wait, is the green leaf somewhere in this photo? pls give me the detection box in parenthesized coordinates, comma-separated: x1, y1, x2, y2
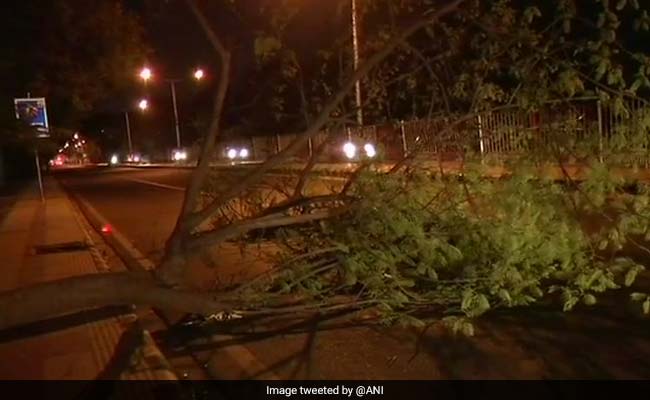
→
(498, 289, 512, 305)
(398, 279, 416, 288)
(478, 294, 490, 310)
(625, 265, 644, 287)
(461, 322, 475, 337)
(630, 292, 647, 301)
(583, 294, 597, 306)
(598, 239, 609, 250)
(427, 268, 439, 281)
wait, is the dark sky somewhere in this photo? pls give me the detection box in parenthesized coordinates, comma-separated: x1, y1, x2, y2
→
(133, 0, 344, 85)
(113, 0, 347, 143)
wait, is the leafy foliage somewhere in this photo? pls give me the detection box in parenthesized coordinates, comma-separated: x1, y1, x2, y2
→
(187, 0, 650, 335)
(228, 157, 650, 334)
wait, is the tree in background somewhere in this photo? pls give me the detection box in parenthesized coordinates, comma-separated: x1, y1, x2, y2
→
(0, 0, 149, 129)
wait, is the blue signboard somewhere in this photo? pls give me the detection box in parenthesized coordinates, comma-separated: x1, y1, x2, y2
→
(14, 97, 50, 137)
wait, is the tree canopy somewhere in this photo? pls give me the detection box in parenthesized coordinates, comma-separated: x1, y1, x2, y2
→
(0, 0, 149, 129)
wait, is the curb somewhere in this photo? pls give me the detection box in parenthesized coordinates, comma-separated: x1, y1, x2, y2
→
(61, 180, 280, 380)
(71, 192, 155, 273)
(61, 180, 178, 380)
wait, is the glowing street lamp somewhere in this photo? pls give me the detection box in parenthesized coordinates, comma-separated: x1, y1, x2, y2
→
(137, 65, 205, 149)
(139, 67, 152, 82)
(138, 99, 149, 111)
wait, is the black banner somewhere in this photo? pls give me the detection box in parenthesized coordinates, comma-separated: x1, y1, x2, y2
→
(0, 380, 642, 400)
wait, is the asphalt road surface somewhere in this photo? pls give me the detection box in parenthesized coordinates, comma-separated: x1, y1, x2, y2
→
(55, 166, 650, 380)
(58, 167, 190, 263)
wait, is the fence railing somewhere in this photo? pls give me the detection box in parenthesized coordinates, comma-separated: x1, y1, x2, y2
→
(218, 97, 650, 164)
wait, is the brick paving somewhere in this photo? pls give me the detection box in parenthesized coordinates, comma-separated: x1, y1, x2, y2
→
(0, 178, 176, 380)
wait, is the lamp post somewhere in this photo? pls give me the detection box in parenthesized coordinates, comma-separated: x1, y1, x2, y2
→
(124, 98, 148, 155)
(124, 111, 132, 155)
(138, 67, 204, 150)
(351, 0, 363, 126)
(168, 79, 182, 148)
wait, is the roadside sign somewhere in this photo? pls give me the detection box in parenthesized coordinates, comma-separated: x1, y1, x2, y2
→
(14, 97, 50, 137)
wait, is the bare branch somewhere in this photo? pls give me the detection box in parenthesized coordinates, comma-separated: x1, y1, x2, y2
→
(159, 0, 233, 285)
(263, 194, 351, 217)
(188, 208, 347, 250)
(292, 130, 336, 198)
(186, 0, 467, 232)
(179, 0, 232, 222)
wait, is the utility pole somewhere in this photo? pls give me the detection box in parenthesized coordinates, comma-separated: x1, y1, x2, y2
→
(124, 111, 133, 155)
(352, 0, 363, 126)
(26, 92, 44, 202)
(169, 79, 182, 149)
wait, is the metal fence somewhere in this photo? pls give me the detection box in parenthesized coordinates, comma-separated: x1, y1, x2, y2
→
(219, 97, 650, 163)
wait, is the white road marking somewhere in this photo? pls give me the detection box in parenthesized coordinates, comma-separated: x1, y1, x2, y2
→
(124, 178, 186, 192)
(122, 171, 345, 194)
(266, 172, 348, 182)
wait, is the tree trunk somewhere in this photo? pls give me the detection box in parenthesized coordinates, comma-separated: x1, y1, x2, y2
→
(0, 273, 229, 331)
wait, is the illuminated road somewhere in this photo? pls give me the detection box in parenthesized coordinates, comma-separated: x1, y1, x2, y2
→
(56, 166, 344, 263)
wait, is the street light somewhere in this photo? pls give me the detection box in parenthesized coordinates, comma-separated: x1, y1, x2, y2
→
(124, 98, 149, 155)
(138, 66, 205, 149)
(139, 67, 152, 83)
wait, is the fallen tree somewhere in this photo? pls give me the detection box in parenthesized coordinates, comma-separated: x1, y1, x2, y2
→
(3, 0, 650, 339)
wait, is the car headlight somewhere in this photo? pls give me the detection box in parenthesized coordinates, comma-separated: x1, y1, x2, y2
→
(343, 142, 356, 159)
(173, 150, 187, 161)
(239, 148, 249, 158)
(227, 148, 238, 160)
(364, 143, 376, 158)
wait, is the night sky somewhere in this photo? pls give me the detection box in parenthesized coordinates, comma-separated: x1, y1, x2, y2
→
(85, 0, 347, 151)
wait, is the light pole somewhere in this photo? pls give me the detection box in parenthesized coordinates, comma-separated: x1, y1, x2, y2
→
(139, 67, 204, 150)
(124, 98, 148, 155)
(351, 0, 363, 126)
(168, 79, 182, 149)
(124, 111, 133, 155)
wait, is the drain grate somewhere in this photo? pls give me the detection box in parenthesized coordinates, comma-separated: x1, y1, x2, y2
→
(34, 241, 90, 254)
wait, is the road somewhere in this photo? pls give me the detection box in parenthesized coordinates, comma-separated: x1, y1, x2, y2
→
(57, 167, 189, 263)
(56, 166, 343, 265)
(55, 166, 650, 379)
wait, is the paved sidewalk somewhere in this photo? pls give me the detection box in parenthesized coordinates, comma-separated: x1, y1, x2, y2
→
(0, 177, 176, 380)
